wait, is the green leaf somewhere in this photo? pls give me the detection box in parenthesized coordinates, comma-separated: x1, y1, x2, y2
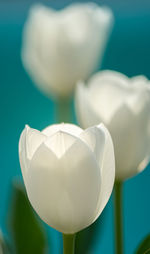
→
(75, 209, 106, 254)
(7, 181, 48, 254)
(135, 234, 150, 254)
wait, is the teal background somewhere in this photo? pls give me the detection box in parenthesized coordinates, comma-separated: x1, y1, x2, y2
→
(0, 0, 150, 253)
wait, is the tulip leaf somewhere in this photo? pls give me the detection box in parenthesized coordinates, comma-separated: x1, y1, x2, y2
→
(135, 234, 150, 254)
(7, 181, 48, 254)
(75, 209, 106, 254)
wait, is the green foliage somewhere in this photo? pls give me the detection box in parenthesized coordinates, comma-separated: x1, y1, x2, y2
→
(7, 181, 48, 254)
(136, 234, 150, 254)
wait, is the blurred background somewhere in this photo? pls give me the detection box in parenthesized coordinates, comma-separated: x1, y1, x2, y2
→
(0, 0, 150, 253)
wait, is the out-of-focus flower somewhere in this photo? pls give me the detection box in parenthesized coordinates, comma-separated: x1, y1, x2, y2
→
(19, 123, 115, 234)
(75, 70, 150, 180)
(21, 3, 114, 98)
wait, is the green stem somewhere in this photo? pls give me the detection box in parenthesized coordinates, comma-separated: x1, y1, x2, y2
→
(114, 181, 123, 254)
(63, 234, 76, 254)
(55, 97, 72, 123)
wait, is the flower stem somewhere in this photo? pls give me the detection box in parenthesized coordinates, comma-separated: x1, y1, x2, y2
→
(55, 97, 72, 123)
(63, 234, 76, 254)
(114, 181, 123, 254)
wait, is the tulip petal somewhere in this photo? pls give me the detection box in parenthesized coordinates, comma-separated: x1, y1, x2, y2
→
(44, 131, 78, 159)
(94, 125, 115, 218)
(19, 125, 46, 183)
(25, 125, 46, 160)
(79, 123, 106, 165)
(109, 103, 150, 180)
(75, 82, 102, 128)
(126, 89, 150, 115)
(80, 124, 115, 218)
(19, 127, 29, 184)
(42, 123, 82, 137)
(88, 70, 129, 90)
(26, 131, 101, 234)
(88, 71, 131, 124)
(131, 75, 148, 88)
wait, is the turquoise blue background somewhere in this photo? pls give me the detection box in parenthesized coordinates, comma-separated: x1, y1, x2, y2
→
(0, 0, 150, 253)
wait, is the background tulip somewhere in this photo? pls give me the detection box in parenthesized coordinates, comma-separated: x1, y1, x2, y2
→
(21, 3, 114, 98)
(75, 70, 150, 180)
(19, 123, 115, 235)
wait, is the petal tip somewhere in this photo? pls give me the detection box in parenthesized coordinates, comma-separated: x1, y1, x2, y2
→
(25, 124, 30, 130)
(96, 123, 108, 133)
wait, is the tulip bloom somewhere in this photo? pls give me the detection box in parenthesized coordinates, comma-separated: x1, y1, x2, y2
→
(21, 3, 113, 98)
(19, 123, 115, 234)
(75, 70, 150, 180)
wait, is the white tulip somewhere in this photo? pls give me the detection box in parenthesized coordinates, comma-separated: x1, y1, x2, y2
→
(21, 3, 113, 98)
(19, 123, 115, 234)
(75, 70, 150, 180)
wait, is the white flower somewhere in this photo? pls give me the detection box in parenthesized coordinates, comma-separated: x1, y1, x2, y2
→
(21, 3, 113, 98)
(19, 123, 115, 234)
(75, 70, 150, 180)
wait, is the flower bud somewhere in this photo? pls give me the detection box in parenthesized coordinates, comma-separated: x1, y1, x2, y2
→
(22, 3, 113, 98)
(19, 123, 115, 233)
(75, 70, 150, 180)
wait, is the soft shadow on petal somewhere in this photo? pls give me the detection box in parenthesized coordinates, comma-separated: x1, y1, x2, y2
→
(80, 124, 115, 220)
(79, 123, 106, 166)
(60, 136, 101, 233)
(93, 124, 115, 219)
(25, 125, 46, 160)
(109, 103, 150, 180)
(44, 130, 78, 159)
